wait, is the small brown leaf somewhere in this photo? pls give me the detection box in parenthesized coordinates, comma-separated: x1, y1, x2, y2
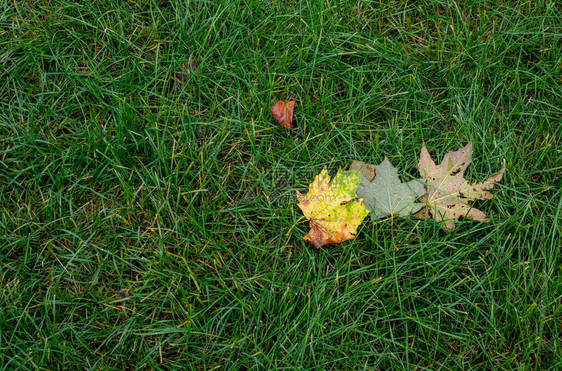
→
(271, 100, 295, 130)
(349, 161, 376, 181)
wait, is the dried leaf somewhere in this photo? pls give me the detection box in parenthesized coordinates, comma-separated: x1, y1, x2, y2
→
(349, 160, 376, 181)
(271, 100, 295, 130)
(296, 168, 369, 247)
(416, 142, 505, 229)
(356, 157, 425, 219)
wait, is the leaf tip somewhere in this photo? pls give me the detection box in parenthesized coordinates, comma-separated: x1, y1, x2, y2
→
(491, 167, 505, 182)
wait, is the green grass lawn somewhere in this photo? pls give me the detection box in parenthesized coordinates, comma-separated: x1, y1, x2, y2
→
(1, 0, 561, 369)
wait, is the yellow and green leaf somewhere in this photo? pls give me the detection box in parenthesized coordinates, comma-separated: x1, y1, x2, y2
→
(296, 167, 369, 247)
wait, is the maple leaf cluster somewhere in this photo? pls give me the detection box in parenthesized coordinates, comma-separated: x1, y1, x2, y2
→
(295, 142, 505, 247)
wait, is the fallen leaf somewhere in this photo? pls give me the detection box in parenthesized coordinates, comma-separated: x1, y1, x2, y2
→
(355, 157, 425, 219)
(349, 160, 376, 181)
(296, 168, 369, 247)
(271, 100, 295, 130)
(416, 142, 505, 229)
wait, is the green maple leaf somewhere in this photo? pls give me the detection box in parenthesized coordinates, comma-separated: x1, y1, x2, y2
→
(355, 158, 425, 220)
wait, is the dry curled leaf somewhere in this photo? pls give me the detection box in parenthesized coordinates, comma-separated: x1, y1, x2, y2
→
(296, 168, 369, 247)
(416, 142, 505, 229)
(271, 100, 295, 130)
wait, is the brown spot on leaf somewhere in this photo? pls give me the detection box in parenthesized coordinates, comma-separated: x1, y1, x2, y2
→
(451, 167, 462, 176)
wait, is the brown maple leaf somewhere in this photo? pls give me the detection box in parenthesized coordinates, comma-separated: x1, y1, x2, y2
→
(416, 142, 505, 229)
(271, 100, 295, 130)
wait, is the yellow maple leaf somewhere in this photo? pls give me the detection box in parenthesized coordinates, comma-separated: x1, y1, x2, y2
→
(296, 167, 369, 247)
